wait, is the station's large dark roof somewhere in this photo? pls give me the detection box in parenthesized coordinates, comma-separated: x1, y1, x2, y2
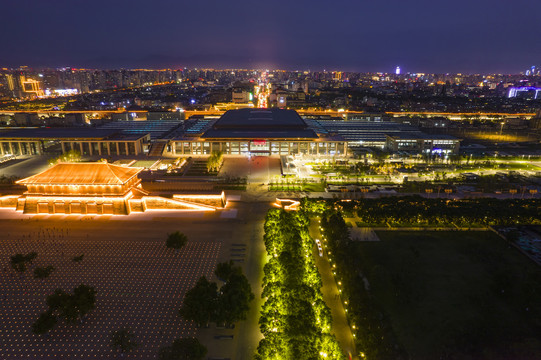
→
(201, 129, 318, 139)
(213, 108, 308, 129)
(201, 108, 319, 139)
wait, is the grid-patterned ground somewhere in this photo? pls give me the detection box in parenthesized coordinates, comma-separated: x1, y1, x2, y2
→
(0, 217, 227, 359)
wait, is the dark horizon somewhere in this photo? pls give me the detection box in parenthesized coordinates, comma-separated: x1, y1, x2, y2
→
(1, 0, 540, 74)
(0, 59, 537, 76)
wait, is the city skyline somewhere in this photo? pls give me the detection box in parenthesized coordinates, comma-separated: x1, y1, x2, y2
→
(1, 0, 540, 73)
(2, 1, 541, 359)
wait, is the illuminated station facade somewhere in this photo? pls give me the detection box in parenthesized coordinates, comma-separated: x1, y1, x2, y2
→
(165, 108, 348, 157)
(0, 109, 460, 158)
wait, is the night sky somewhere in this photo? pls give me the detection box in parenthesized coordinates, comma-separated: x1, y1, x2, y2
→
(2, 0, 540, 73)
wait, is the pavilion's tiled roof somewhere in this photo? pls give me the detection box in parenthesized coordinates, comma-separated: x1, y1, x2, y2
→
(17, 163, 142, 185)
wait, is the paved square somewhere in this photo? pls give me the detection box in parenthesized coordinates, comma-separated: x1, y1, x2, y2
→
(219, 156, 282, 183)
(0, 211, 243, 359)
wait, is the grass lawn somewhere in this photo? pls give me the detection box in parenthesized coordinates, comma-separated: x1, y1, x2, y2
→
(354, 231, 541, 359)
(131, 160, 159, 168)
(303, 182, 325, 192)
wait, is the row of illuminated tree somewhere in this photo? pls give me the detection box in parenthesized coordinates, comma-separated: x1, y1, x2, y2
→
(206, 151, 224, 172)
(256, 208, 344, 360)
(337, 196, 541, 227)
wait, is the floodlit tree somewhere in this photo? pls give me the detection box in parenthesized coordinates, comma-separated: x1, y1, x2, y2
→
(179, 276, 218, 327)
(166, 231, 188, 250)
(49, 149, 82, 165)
(158, 338, 207, 360)
(256, 208, 346, 360)
(110, 328, 139, 354)
(34, 266, 55, 279)
(206, 151, 224, 172)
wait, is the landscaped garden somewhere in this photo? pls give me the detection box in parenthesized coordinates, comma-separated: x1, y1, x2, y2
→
(306, 199, 541, 359)
(336, 196, 541, 227)
(268, 177, 325, 192)
(184, 152, 223, 176)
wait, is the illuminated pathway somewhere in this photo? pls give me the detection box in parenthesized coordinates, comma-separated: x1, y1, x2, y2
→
(309, 218, 357, 359)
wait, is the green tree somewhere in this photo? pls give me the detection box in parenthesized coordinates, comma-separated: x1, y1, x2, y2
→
(49, 149, 82, 165)
(34, 265, 55, 279)
(166, 232, 188, 250)
(10, 252, 38, 272)
(46, 284, 96, 323)
(110, 328, 139, 354)
(214, 260, 241, 281)
(216, 273, 254, 325)
(25, 252, 38, 264)
(71, 284, 97, 321)
(32, 311, 57, 335)
(10, 253, 27, 272)
(47, 289, 72, 311)
(158, 338, 207, 360)
(179, 276, 218, 327)
(206, 151, 224, 172)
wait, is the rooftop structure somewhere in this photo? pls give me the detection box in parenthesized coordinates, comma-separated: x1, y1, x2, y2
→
(18, 162, 141, 187)
(201, 108, 318, 139)
(385, 133, 460, 154)
(99, 120, 183, 139)
(212, 108, 307, 129)
(308, 120, 420, 149)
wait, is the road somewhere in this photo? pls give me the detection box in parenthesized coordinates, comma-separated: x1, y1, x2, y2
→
(309, 217, 357, 359)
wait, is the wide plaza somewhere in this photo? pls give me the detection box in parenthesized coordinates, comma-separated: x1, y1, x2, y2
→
(0, 201, 268, 359)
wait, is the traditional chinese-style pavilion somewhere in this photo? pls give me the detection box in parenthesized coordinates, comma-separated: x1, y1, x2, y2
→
(12, 162, 223, 214)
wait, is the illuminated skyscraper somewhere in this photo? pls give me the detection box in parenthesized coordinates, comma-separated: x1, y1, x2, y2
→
(395, 66, 401, 75)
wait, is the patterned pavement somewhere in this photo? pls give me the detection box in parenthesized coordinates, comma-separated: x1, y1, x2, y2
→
(0, 214, 229, 359)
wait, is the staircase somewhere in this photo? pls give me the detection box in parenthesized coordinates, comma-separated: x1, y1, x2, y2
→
(148, 142, 166, 157)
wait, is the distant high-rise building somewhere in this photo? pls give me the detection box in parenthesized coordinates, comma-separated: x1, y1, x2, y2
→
(21, 77, 44, 97)
(395, 66, 401, 75)
(526, 65, 539, 76)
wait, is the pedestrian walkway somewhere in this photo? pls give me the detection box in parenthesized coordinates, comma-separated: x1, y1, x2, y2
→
(309, 219, 357, 359)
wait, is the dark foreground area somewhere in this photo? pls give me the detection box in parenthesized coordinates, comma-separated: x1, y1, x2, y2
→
(357, 231, 541, 359)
